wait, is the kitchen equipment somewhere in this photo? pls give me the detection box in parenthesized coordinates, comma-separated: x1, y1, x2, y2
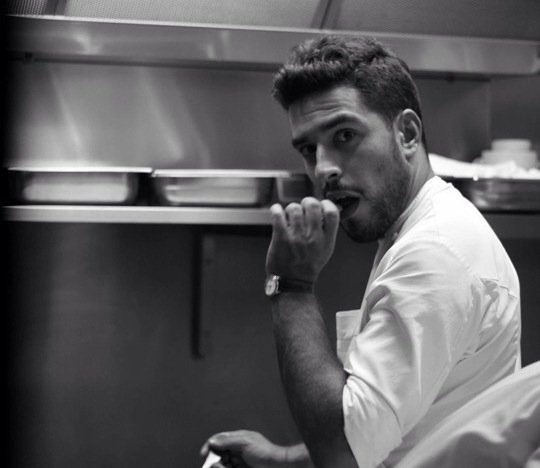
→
(201, 451, 221, 468)
(151, 169, 290, 207)
(445, 177, 540, 212)
(7, 166, 151, 204)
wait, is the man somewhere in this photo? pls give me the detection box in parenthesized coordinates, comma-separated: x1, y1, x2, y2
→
(201, 34, 521, 468)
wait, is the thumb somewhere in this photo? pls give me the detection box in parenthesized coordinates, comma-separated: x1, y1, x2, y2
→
(207, 431, 248, 453)
(321, 199, 340, 238)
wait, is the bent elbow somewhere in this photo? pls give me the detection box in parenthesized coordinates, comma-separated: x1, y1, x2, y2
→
(308, 433, 358, 468)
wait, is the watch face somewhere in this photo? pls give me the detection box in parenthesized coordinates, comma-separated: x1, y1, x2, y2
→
(265, 275, 279, 296)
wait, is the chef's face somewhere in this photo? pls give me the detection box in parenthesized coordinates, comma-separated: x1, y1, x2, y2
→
(289, 85, 412, 242)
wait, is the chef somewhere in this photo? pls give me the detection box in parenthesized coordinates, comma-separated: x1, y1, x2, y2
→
(201, 34, 521, 468)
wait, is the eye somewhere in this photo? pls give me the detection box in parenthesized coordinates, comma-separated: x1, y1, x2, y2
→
(334, 129, 357, 144)
(298, 144, 316, 159)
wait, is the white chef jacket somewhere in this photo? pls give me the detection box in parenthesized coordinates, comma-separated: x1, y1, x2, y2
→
(337, 176, 521, 468)
(395, 361, 540, 468)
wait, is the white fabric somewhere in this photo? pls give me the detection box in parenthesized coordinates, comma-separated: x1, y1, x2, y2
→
(395, 361, 540, 468)
(526, 447, 540, 468)
(337, 176, 521, 468)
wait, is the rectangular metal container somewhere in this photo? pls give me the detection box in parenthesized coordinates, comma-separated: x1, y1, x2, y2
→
(446, 177, 540, 212)
(7, 167, 152, 205)
(151, 169, 290, 207)
(274, 173, 313, 204)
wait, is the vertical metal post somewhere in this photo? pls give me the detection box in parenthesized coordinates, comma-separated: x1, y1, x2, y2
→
(192, 231, 217, 358)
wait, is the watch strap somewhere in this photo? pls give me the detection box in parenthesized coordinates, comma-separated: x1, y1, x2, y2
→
(266, 274, 314, 295)
(279, 277, 314, 293)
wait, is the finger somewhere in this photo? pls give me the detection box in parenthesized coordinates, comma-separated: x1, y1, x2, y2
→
(284, 202, 304, 234)
(321, 199, 340, 236)
(269, 204, 287, 239)
(200, 441, 210, 457)
(301, 197, 323, 235)
(206, 431, 247, 453)
(230, 454, 249, 468)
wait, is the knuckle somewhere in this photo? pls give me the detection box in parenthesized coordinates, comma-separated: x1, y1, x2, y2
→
(285, 202, 302, 213)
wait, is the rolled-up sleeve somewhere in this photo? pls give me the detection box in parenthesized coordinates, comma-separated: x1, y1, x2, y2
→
(342, 238, 480, 468)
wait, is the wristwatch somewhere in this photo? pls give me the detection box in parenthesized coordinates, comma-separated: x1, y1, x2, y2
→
(264, 274, 314, 296)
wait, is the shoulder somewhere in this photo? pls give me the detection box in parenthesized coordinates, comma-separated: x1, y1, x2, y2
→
(381, 235, 475, 284)
(399, 183, 516, 289)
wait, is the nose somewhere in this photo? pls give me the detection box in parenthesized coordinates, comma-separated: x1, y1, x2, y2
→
(314, 146, 342, 190)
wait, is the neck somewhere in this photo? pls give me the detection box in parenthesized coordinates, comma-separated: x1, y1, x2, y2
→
(403, 147, 435, 209)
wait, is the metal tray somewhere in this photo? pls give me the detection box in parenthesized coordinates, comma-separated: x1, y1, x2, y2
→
(274, 173, 313, 204)
(151, 169, 294, 207)
(6, 167, 152, 205)
(446, 177, 540, 212)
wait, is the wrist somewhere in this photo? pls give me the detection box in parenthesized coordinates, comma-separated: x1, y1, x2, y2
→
(283, 444, 312, 468)
(265, 275, 315, 297)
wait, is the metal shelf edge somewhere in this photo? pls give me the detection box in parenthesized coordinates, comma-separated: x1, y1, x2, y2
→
(4, 206, 540, 238)
(3, 205, 272, 225)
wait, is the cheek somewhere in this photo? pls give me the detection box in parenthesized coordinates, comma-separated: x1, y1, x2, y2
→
(348, 156, 385, 191)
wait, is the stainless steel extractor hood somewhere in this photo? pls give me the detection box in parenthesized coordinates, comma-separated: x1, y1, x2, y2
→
(6, 14, 540, 76)
(8, 0, 540, 40)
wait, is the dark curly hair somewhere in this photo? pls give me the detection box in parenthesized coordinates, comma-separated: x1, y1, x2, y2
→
(272, 34, 427, 148)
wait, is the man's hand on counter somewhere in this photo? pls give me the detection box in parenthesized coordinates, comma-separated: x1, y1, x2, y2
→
(200, 430, 313, 468)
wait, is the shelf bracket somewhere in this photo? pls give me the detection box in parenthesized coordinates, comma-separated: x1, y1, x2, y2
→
(192, 231, 218, 358)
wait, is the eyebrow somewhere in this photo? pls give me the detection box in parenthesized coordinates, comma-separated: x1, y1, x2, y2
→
(291, 113, 365, 147)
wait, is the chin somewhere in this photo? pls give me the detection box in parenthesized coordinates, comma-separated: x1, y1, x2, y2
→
(341, 217, 389, 243)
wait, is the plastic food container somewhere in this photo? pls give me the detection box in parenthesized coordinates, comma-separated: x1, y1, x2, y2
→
(491, 139, 531, 151)
(480, 150, 538, 169)
(446, 177, 540, 212)
(7, 167, 151, 205)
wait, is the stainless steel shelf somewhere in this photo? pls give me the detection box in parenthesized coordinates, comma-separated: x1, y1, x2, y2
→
(7, 15, 540, 75)
(3, 205, 272, 225)
(4, 205, 540, 239)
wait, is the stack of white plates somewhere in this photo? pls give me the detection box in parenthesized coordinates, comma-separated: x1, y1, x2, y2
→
(479, 139, 538, 169)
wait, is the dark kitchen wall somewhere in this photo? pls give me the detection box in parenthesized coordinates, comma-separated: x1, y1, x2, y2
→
(7, 221, 540, 468)
(490, 74, 540, 155)
(7, 222, 377, 467)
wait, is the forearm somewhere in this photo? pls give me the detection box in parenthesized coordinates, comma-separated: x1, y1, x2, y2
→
(271, 291, 357, 468)
(285, 443, 314, 468)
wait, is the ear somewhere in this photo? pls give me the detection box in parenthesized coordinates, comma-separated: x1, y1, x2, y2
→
(394, 109, 422, 160)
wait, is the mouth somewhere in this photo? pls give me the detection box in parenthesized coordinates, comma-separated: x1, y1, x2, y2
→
(325, 191, 361, 220)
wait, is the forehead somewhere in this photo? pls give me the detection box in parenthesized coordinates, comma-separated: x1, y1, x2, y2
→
(288, 86, 382, 140)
